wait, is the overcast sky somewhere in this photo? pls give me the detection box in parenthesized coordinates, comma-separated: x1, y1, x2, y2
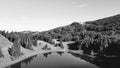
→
(0, 0, 120, 32)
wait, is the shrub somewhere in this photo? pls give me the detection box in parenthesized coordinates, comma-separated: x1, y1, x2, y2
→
(0, 47, 4, 57)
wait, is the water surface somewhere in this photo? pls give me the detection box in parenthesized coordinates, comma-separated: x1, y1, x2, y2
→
(6, 51, 99, 68)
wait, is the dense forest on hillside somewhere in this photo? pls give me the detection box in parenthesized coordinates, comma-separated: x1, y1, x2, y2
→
(0, 14, 120, 57)
(0, 31, 37, 57)
(33, 14, 120, 57)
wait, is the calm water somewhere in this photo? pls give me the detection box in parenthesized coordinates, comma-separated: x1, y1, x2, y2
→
(6, 51, 100, 68)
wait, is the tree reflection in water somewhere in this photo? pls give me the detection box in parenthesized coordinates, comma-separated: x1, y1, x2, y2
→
(5, 55, 37, 68)
(22, 55, 37, 65)
(56, 52, 64, 56)
(6, 62, 21, 68)
(70, 52, 120, 68)
(5, 52, 65, 68)
(43, 52, 52, 58)
(43, 52, 64, 58)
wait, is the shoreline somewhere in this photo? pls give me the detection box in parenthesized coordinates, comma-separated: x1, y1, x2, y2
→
(0, 49, 68, 68)
(69, 50, 96, 58)
(0, 40, 70, 68)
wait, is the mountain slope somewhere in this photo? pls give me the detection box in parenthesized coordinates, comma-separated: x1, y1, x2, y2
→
(32, 22, 84, 42)
(0, 34, 13, 48)
(85, 14, 120, 33)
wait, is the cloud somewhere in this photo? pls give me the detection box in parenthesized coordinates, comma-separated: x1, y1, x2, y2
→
(74, 4, 88, 8)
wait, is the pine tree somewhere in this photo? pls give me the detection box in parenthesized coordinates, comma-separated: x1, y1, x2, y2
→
(8, 36, 22, 58)
(20, 34, 33, 50)
(26, 35, 33, 50)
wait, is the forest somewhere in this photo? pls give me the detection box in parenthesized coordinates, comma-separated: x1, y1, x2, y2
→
(0, 14, 120, 57)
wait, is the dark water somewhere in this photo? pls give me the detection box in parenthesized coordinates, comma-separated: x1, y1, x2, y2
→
(70, 52, 120, 68)
(6, 51, 100, 68)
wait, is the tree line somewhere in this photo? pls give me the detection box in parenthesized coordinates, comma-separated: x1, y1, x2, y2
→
(32, 14, 120, 57)
(1, 14, 120, 58)
(0, 31, 37, 58)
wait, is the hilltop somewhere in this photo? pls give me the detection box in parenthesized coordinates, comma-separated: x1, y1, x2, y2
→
(85, 14, 120, 32)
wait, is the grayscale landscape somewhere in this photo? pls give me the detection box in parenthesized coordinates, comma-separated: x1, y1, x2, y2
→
(0, 0, 120, 68)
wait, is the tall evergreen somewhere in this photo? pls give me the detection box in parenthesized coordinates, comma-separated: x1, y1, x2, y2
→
(8, 35, 22, 58)
(20, 34, 33, 50)
(26, 34, 33, 50)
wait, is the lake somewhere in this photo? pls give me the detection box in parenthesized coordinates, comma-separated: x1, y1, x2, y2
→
(6, 51, 99, 68)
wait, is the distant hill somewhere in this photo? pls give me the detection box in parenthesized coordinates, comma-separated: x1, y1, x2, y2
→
(31, 14, 120, 42)
(85, 14, 120, 33)
(32, 22, 84, 42)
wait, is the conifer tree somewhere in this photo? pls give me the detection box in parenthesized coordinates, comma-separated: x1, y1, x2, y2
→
(8, 35, 22, 58)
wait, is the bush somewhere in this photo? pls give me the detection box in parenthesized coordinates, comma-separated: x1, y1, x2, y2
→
(0, 47, 4, 57)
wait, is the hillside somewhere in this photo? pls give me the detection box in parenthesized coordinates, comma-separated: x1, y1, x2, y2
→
(0, 34, 13, 48)
(1, 14, 120, 67)
(33, 14, 120, 42)
(85, 14, 120, 33)
(0, 14, 120, 59)
(32, 14, 120, 57)
(32, 22, 84, 43)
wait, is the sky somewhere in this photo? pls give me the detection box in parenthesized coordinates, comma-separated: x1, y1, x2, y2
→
(0, 0, 120, 32)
